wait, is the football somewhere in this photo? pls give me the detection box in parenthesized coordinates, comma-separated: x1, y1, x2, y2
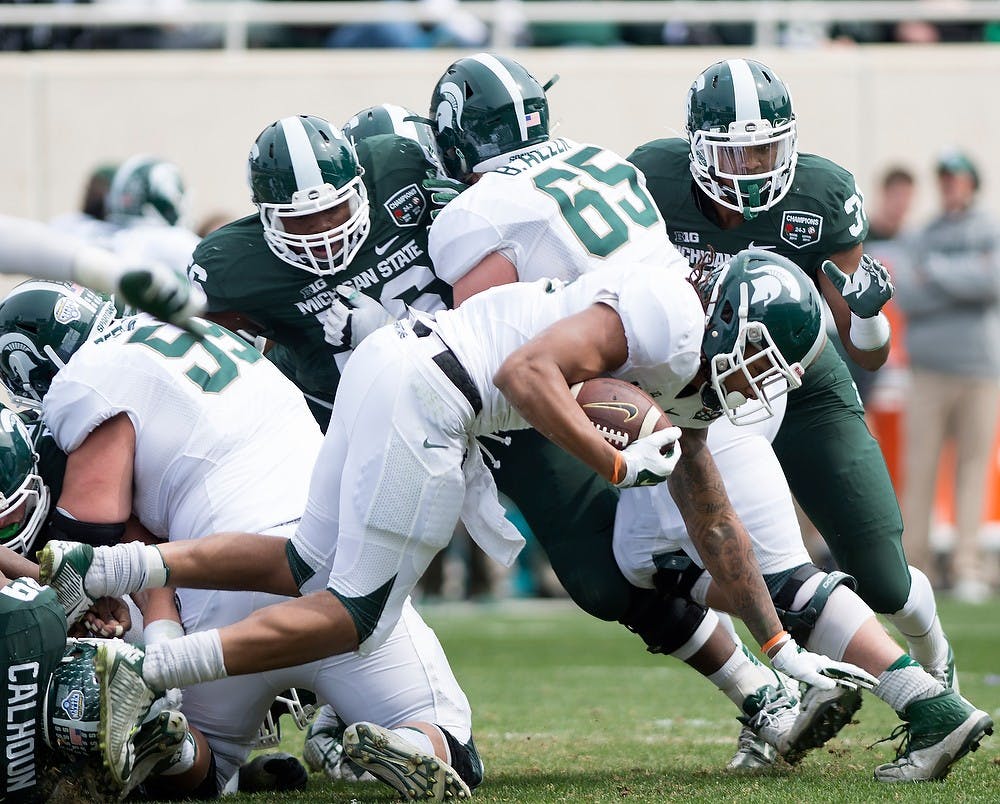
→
(570, 378, 671, 449)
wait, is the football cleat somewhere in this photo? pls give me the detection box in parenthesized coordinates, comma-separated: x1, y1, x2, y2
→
(304, 719, 375, 782)
(780, 683, 862, 765)
(873, 691, 993, 782)
(740, 684, 798, 760)
(121, 709, 189, 797)
(726, 724, 777, 770)
(37, 539, 97, 626)
(95, 639, 156, 787)
(343, 721, 471, 801)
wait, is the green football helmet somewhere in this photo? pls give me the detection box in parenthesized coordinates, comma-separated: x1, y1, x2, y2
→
(430, 52, 550, 179)
(0, 404, 48, 556)
(342, 103, 445, 177)
(700, 249, 826, 425)
(249, 115, 370, 276)
(43, 639, 104, 758)
(687, 59, 797, 220)
(0, 279, 117, 410)
(107, 155, 189, 227)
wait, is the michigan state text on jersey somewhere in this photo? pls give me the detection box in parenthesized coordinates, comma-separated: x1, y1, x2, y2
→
(189, 129, 452, 429)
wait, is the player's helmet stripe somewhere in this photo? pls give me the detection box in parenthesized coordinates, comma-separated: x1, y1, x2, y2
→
(384, 103, 419, 142)
(470, 52, 527, 141)
(728, 59, 762, 122)
(280, 116, 324, 190)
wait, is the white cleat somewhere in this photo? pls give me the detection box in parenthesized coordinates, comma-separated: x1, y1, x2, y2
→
(343, 721, 471, 801)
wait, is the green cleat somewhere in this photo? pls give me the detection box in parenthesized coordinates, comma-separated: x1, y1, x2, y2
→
(343, 721, 471, 801)
(121, 709, 189, 797)
(781, 683, 862, 765)
(96, 639, 157, 788)
(874, 691, 993, 782)
(37, 540, 97, 626)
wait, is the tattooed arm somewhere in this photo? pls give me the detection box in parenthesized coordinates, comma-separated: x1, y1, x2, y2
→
(667, 427, 783, 647)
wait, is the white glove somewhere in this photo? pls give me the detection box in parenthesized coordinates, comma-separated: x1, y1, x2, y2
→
(322, 285, 395, 350)
(117, 262, 207, 329)
(613, 427, 682, 488)
(770, 637, 879, 691)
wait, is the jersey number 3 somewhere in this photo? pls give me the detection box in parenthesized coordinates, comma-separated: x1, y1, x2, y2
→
(532, 146, 659, 258)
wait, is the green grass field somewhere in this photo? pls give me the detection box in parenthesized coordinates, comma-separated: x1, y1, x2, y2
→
(245, 597, 999, 803)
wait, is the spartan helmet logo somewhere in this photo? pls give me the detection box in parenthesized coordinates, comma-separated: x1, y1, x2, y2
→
(435, 81, 465, 135)
(148, 162, 184, 210)
(0, 334, 46, 389)
(747, 264, 802, 305)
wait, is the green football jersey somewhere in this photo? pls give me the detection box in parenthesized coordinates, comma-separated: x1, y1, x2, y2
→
(188, 134, 453, 413)
(1, 578, 65, 802)
(628, 138, 868, 284)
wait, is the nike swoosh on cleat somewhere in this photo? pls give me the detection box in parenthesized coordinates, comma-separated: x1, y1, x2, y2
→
(374, 236, 400, 256)
(422, 438, 448, 450)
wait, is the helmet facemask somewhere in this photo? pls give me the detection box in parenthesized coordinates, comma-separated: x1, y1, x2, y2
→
(258, 176, 370, 276)
(702, 264, 823, 425)
(0, 470, 49, 556)
(690, 118, 797, 220)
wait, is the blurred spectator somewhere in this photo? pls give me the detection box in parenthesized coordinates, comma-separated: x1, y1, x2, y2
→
(49, 162, 118, 248)
(326, 0, 487, 48)
(895, 149, 1000, 603)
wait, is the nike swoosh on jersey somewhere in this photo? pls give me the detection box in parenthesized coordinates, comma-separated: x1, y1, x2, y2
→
(747, 241, 776, 251)
(374, 236, 400, 256)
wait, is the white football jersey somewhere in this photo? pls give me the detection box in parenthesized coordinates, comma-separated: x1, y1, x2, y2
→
(428, 263, 705, 433)
(42, 315, 322, 541)
(429, 137, 687, 286)
(109, 221, 200, 274)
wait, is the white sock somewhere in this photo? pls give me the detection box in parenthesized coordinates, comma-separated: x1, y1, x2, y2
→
(884, 567, 950, 670)
(873, 655, 944, 713)
(143, 629, 227, 691)
(707, 645, 775, 710)
(90, 542, 168, 598)
(159, 732, 197, 776)
(392, 727, 438, 758)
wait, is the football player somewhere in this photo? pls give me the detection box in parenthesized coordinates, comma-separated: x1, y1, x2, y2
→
(422, 52, 866, 765)
(104, 155, 202, 278)
(40, 252, 878, 793)
(613, 251, 993, 782)
(627, 57, 959, 765)
(0, 279, 481, 801)
(186, 113, 452, 430)
(0, 213, 204, 328)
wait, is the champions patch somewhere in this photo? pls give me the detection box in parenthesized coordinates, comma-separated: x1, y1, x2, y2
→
(780, 211, 823, 249)
(384, 184, 426, 228)
(53, 297, 82, 325)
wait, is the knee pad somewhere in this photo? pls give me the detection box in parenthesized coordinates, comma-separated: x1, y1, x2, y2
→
(650, 550, 706, 600)
(806, 586, 874, 661)
(440, 727, 484, 791)
(771, 564, 857, 645)
(619, 586, 710, 655)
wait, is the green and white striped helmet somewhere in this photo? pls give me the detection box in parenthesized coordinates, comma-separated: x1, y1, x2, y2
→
(342, 103, 445, 177)
(107, 155, 189, 228)
(687, 59, 797, 220)
(0, 404, 48, 557)
(430, 52, 550, 179)
(249, 115, 370, 276)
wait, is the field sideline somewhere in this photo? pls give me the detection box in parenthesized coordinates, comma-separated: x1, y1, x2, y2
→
(230, 597, 998, 803)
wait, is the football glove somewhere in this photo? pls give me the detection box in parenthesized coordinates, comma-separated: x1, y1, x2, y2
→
(770, 638, 879, 691)
(613, 427, 682, 488)
(422, 172, 468, 221)
(117, 262, 207, 329)
(322, 285, 395, 351)
(821, 254, 893, 319)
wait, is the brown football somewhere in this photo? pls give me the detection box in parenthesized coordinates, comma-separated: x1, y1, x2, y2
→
(570, 378, 671, 450)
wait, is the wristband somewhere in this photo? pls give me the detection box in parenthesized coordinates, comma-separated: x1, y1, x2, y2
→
(144, 618, 185, 645)
(849, 311, 891, 351)
(611, 452, 624, 485)
(761, 630, 789, 657)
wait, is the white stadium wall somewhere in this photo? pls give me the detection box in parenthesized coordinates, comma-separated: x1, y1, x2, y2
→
(0, 45, 996, 227)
